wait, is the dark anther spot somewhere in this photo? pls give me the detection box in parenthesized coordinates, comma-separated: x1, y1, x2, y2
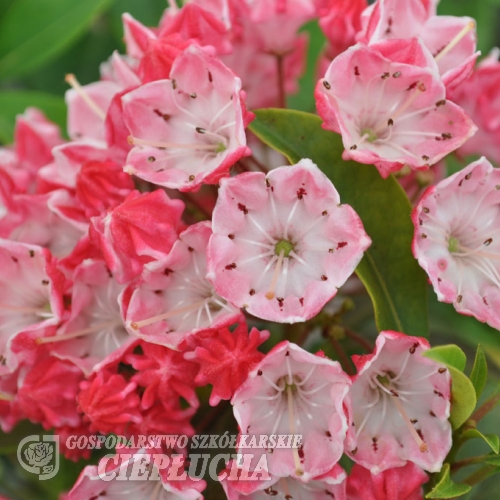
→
(422, 155, 430, 161)
(188, 246, 194, 252)
(266, 178, 271, 188)
(208, 71, 213, 82)
(41, 280, 49, 285)
(29, 250, 35, 257)
(257, 370, 263, 376)
(438, 367, 447, 374)
(321, 275, 328, 281)
(388, 118, 394, 126)
(225, 262, 237, 270)
(484, 238, 493, 246)
(189, 175, 195, 181)
(410, 419, 418, 424)
(277, 297, 284, 307)
(299, 297, 304, 306)
(326, 431, 332, 437)
(382, 72, 390, 79)
(350, 144, 357, 150)
(11, 256, 18, 263)
(322, 210, 328, 216)
(237, 203, 248, 214)
(354, 66, 360, 76)
(148, 156, 156, 162)
(228, 234, 235, 239)
(195, 127, 206, 134)
(457, 294, 463, 303)
(190, 93, 197, 98)
(417, 82, 427, 91)
(249, 289, 256, 296)
(164, 268, 173, 276)
(409, 342, 419, 354)
(421, 233, 427, 239)
(337, 241, 348, 249)
(422, 207, 430, 213)
(323, 80, 331, 90)
(465, 172, 472, 180)
(172, 79, 177, 89)
(430, 411, 436, 417)
(436, 99, 446, 106)
(297, 187, 307, 199)
(393, 71, 401, 78)
(154, 290, 163, 295)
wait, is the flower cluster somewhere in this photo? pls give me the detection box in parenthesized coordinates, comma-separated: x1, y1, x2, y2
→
(0, 0, 495, 498)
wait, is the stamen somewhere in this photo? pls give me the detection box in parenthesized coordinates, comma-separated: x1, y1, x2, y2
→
(36, 320, 120, 344)
(65, 74, 106, 121)
(434, 21, 476, 62)
(0, 303, 52, 317)
(130, 300, 208, 330)
(127, 136, 219, 151)
(0, 392, 14, 402)
(390, 394, 428, 452)
(287, 385, 304, 476)
(266, 249, 285, 300)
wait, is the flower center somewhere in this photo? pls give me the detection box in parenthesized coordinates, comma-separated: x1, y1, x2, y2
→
(274, 239, 294, 257)
(448, 236, 460, 253)
(360, 128, 379, 143)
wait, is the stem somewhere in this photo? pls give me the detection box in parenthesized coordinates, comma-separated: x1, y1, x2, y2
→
(247, 155, 269, 174)
(463, 465, 499, 486)
(451, 454, 493, 472)
(325, 327, 355, 375)
(344, 328, 373, 352)
(276, 55, 286, 108)
(471, 385, 500, 423)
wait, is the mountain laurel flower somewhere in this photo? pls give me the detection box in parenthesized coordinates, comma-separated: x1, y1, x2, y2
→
(413, 157, 500, 330)
(125, 221, 242, 349)
(346, 331, 452, 474)
(346, 462, 428, 500)
(315, 39, 476, 178)
(122, 44, 252, 191)
(232, 341, 351, 481)
(207, 158, 371, 323)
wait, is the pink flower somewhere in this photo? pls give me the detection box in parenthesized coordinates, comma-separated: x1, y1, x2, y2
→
(207, 159, 371, 323)
(316, 39, 477, 177)
(67, 447, 205, 500)
(90, 189, 184, 284)
(183, 322, 270, 406)
(413, 157, 500, 330)
(357, 0, 478, 89)
(125, 221, 242, 349)
(346, 331, 452, 474)
(232, 341, 351, 481)
(17, 355, 83, 429)
(78, 368, 142, 435)
(221, 462, 347, 499)
(346, 462, 428, 500)
(125, 341, 199, 410)
(38, 259, 134, 376)
(0, 241, 65, 375)
(449, 49, 500, 164)
(122, 45, 252, 191)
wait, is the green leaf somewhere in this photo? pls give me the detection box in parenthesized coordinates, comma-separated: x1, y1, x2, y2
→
(426, 463, 471, 499)
(249, 109, 429, 336)
(423, 345, 467, 371)
(470, 345, 488, 399)
(449, 366, 477, 429)
(484, 455, 500, 467)
(0, 91, 66, 144)
(462, 429, 500, 454)
(0, 0, 115, 79)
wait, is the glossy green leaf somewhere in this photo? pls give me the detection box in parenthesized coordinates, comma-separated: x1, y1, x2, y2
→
(470, 345, 488, 399)
(448, 366, 476, 429)
(462, 429, 500, 454)
(0, 0, 115, 79)
(423, 345, 467, 372)
(0, 91, 66, 144)
(426, 464, 471, 499)
(249, 109, 428, 337)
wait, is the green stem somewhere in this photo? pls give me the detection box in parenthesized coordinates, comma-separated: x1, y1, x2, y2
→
(344, 328, 373, 352)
